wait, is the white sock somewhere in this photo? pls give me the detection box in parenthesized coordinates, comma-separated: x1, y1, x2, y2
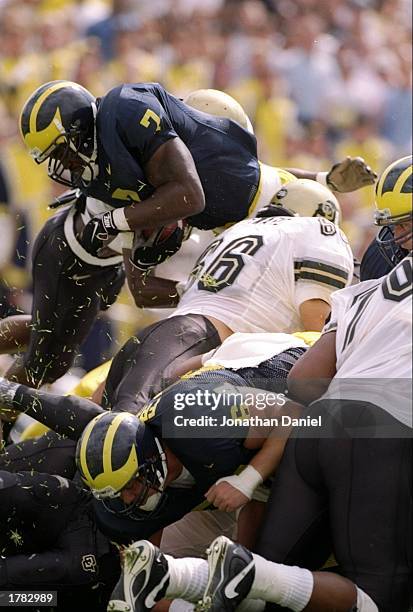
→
(169, 600, 195, 611)
(250, 554, 314, 611)
(165, 556, 208, 602)
(356, 587, 378, 611)
(237, 598, 266, 611)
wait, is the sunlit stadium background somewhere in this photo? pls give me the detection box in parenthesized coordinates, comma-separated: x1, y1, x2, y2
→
(0, 0, 412, 381)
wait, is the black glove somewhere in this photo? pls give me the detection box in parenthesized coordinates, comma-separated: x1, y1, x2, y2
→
(130, 223, 185, 272)
(80, 211, 119, 256)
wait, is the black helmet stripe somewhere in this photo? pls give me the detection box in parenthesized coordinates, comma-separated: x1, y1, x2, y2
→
(380, 156, 412, 195)
(84, 414, 114, 480)
(21, 81, 71, 136)
(401, 172, 413, 194)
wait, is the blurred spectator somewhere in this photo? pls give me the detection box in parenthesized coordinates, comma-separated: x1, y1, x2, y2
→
(278, 13, 338, 123)
(379, 45, 412, 152)
(335, 113, 391, 207)
(0, 160, 16, 319)
(86, 0, 142, 61)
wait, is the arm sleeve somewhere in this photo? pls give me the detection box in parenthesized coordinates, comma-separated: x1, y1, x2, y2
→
(12, 387, 104, 441)
(1, 520, 102, 588)
(118, 92, 178, 165)
(1, 550, 76, 586)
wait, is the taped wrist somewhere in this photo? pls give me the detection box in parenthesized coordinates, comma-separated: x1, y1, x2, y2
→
(169, 599, 195, 611)
(112, 207, 131, 231)
(216, 465, 263, 500)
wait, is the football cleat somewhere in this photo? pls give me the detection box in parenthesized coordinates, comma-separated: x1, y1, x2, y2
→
(195, 536, 255, 611)
(107, 540, 170, 611)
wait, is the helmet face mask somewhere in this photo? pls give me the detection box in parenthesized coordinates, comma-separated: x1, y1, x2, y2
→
(374, 155, 412, 266)
(20, 80, 97, 189)
(375, 223, 412, 267)
(100, 460, 167, 520)
(46, 131, 95, 188)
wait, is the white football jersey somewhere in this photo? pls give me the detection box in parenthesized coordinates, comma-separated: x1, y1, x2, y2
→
(322, 255, 412, 427)
(201, 332, 309, 369)
(174, 215, 354, 333)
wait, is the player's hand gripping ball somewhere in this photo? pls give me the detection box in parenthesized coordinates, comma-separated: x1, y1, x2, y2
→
(130, 221, 186, 271)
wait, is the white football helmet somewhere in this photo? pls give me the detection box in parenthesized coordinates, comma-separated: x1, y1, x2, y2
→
(269, 179, 341, 225)
(184, 89, 254, 133)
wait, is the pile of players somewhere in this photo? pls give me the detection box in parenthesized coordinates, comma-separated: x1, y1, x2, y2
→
(0, 81, 411, 612)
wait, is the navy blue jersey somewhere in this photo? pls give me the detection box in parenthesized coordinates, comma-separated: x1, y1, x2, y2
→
(85, 83, 260, 230)
(360, 230, 407, 280)
(140, 369, 255, 490)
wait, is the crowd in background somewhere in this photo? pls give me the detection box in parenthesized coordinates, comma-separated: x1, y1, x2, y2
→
(0, 0, 411, 371)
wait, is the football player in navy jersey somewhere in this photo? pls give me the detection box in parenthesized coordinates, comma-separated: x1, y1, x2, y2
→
(20, 81, 376, 252)
(0, 333, 308, 548)
(360, 155, 412, 280)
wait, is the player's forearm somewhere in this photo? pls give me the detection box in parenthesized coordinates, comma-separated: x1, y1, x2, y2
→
(247, 401, 303, 480)
(299, 299, 331, 332)
(248, 437, 285, 482)
(0, 379, 103, 440)
(128, 272, 180, 308)
(124, 252, 180, 308)
(287, 157, 377, 193)
(287, 331, 337, 405)
(286, 168, 318, 181)
(123, 180, 204, 231)
(210, 401, 303, 509)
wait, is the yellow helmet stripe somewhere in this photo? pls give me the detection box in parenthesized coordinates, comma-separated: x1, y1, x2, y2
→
(93, 444, 138, 492)
(29, 81, 73, 134)
(78, 412, 108, 485)
(102, 412, 130, 475)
